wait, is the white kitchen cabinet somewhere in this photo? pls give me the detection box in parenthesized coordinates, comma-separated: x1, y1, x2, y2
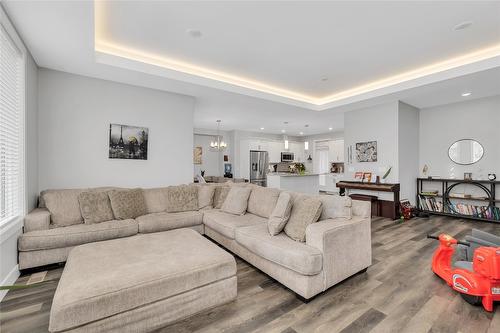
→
(248, 139, 268, 151)
(328, 139, 344, 162)
(268, 141, 282, 163)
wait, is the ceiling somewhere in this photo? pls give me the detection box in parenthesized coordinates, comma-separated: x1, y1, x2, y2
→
(95, 1, 500, 108)
(2, 1, 500, 134)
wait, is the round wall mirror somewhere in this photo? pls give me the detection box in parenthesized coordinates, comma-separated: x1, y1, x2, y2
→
(448, 139, 484, 165)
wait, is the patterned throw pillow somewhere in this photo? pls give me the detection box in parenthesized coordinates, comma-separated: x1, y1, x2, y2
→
(108, 189, 147, 220)
(213, 186, 231, 209)
(284, 197, 322, 242)
(78, 191, 114, 224)
(165, 185, 199, 213)
(318, 195, 352, 220)
(268, 192, 293, 235)
(221, 187, 252, 215)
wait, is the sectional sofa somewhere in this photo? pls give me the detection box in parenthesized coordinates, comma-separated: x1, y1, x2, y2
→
(19, 183, 372, 300)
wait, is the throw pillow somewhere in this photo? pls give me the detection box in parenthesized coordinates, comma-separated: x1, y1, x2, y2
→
(247, 186, 280, 218)
(142, 187, 169, 213)
(318, 195, 352, 220)
(221, 187, 252, 215)
(78, 191, 114, 224)
(197, 184, 216, 210)
(165, 185, 198, 213)
(213, 186, 231, 209)
(108, 189, 147, 219)
(43, 189, 86, 227)
(284, 197, 322, 242)
(268, 192, 293, 235)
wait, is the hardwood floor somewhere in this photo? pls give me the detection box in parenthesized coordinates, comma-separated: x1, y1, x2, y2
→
(1, 216, 499, 333)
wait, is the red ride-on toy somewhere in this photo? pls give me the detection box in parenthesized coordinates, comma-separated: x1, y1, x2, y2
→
(427, 234, 500, 311)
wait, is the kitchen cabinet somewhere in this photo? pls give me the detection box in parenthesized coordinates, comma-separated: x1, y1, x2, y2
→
(268, 141, 282, 163)
(328, 139, 344, 162)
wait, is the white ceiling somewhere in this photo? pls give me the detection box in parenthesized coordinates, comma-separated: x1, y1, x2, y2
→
(2, 1, 500, 135)
(98, 1, 500, 98)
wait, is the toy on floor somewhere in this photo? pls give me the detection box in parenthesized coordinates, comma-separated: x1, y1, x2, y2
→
(427, 233, 500, 312)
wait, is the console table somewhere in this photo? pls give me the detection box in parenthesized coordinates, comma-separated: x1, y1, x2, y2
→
(336, 181, 400, 219)
(417, 178, 500, 223)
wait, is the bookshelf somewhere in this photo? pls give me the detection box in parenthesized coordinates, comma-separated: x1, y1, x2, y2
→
(417, 178, 500, 223)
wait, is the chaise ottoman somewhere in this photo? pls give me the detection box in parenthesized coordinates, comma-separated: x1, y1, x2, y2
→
(49, 229, 237, 333)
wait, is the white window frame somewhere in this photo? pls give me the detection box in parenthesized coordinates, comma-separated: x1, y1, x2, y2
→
(0, 6, 27, 231)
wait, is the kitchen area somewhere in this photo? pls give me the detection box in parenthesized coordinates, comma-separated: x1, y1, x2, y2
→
(241, 136, 345, 194)
(193, 128, 344, 194)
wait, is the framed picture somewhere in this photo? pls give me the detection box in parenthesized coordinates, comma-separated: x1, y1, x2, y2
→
(193, 146, 202, 164)
(363, 172, 372, 182)
(356, 141, 377, 162)
(354, 172, 364, 180)
(109, 124, 148, 160)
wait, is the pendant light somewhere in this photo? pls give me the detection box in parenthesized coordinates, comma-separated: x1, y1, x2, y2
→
(210, 120, 227, 151)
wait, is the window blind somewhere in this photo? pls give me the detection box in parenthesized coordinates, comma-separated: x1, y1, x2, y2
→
(0, 24, 24, 225)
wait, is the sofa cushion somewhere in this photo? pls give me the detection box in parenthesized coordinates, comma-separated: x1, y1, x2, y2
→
(247, 187, 280, 218)
(165, 185, 198, 213)
(197, 184, 216, 209)
(136, 211, 203, 234)
(49, 229, 236, 333)
(78, 191, 114, 224)
(213, 186, 231, 209)
(284, 197, 322, 242)
(268, 192, 293, 235)
(108, 189, 147, 219)
(142, 187, 169, 213)
(318, 195, 352, 220)
(203, 210, 266, 239)
(43, 189, 86, 227)
(221, 187, 252, 215)
(235, 223, 323, 275)
(18, 219, 138, 251)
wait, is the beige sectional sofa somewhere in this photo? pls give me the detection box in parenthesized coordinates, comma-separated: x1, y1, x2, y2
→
(19, 184, 372, 300)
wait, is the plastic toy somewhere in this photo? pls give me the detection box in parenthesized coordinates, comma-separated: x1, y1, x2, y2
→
(427, 233, 500, 312)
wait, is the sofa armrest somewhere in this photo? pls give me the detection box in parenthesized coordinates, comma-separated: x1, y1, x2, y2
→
(24, 208, 51, 232)
(306, 217, 372, 289)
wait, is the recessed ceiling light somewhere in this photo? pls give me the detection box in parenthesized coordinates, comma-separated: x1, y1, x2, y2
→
(281, 129, 286, 133)
(461, 92, 472, 97)
(299, 132, 304, 135)
(454, 21, 473, 31)
(186, 29, 202, 38)
(328, 127, 333, 131)
(260, 127, 264, 130)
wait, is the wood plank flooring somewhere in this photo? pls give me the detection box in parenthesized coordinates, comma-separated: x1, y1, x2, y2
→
(1, 216, 499, 333)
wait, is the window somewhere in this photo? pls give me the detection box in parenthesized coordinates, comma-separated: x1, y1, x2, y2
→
(0, 23, 25, 226)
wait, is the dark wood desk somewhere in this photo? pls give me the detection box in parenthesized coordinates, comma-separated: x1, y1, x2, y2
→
(336, 181, 400, 219)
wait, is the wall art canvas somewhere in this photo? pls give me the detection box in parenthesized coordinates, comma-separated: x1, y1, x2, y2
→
(109, 124, 148, 160)
(356, 141, 377, 162)
(193, 146, 203, 164)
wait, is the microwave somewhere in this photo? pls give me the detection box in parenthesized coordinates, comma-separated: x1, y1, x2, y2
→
(281, 152, 294, 162)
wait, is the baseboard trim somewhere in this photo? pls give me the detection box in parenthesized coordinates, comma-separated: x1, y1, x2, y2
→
(0, 264, 20, 301)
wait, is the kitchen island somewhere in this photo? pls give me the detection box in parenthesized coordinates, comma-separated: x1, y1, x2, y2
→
(267, 173, 320, 194)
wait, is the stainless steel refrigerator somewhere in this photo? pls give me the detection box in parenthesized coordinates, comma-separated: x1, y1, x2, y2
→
(249, 150, 269, 187)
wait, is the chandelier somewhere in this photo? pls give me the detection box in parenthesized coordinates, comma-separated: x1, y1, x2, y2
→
(210, 120, 227, 150)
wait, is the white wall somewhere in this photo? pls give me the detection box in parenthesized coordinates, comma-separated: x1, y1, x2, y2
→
(38, 69, 195, 190)
(344, 102, 399, 183)
(419, 95, 500, 180)
(398, 102, 419, 203)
